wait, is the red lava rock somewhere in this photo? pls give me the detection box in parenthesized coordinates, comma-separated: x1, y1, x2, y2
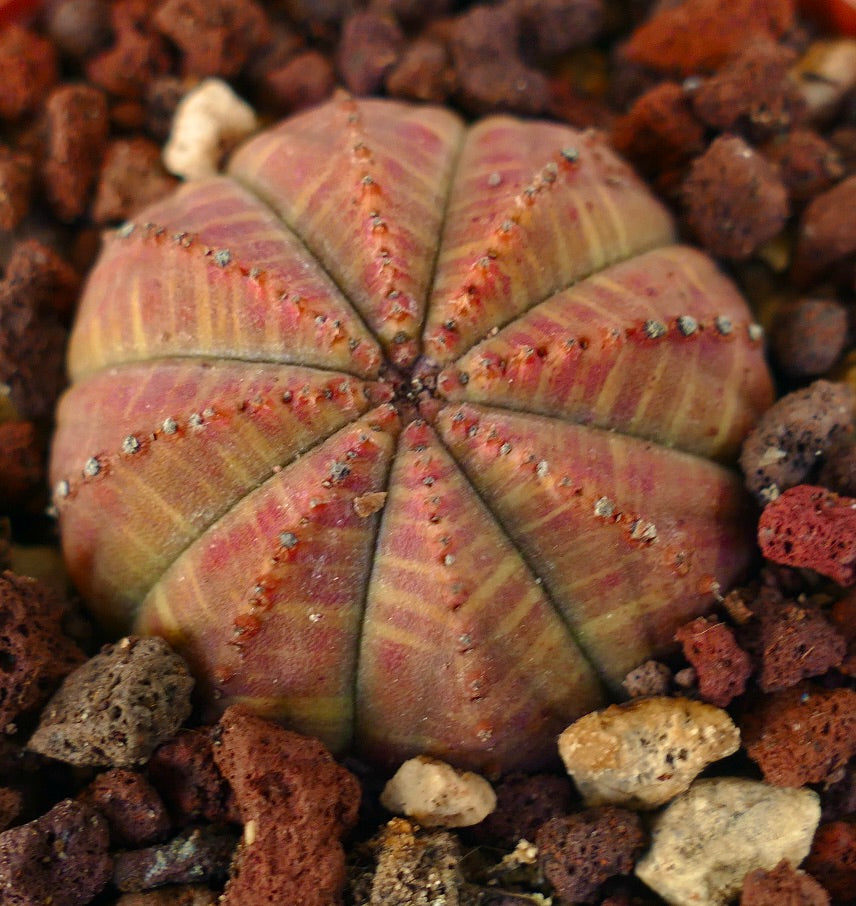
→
(0, 265, 67, 420)
(27, 636, 194, 768)
(448, 2, 550, 116)
(469, 773, 575, 850)
(771, 298, 849, 379)
(0, 147, 32, 231)
(0, 24, 58, 120)
(764, 129, 845, 203)
(146, 728, 237, 826)
(212, 704, 361, 906)
(0, 799, 112, 905)
(0, 571, 85, 729)
(758, 485, 856, 586)
(4, 238, 81, 318)
(792, 175, 856, 287)
(385, 37, 455, 103)
(610, 81, 706, 179)
(753, 591, 847, 691)
(804, 822, 856, 903)
(42, 83, 110, 222)
(675, 616, 753, 707)
(113, 825, 238, 893)
(741, 683, 856, 786)
(682, 134, 789, 260)
(152, 0, 270, 80)
(690, 41, 804, 139)
(85, 18, 171, 101)
(260, 50, 336, 114)
(741, 859, 830, 905)
(456, 57, 551, 116)
(536, 806, 647, 904)
(740, 380, 855, 504)
(829, 589, 856, 675)
(45, 0, 112, 60)
(93, 137, 178, 225)
(337, 10, 404, 97)
(80, 768, 171, 847)
(517, 0, 605, 59)
(621, 0, 796, 77)
(0, 788, 21, 832)
(0, 422, 43, 507)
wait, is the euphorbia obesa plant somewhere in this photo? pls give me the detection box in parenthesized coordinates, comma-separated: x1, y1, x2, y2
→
(51, 97, 773, 774)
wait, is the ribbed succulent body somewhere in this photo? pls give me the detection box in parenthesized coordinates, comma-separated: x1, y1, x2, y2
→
(50, 97, 774, 774)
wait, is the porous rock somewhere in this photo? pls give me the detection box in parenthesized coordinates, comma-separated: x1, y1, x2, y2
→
(363, 817, 465, 906)
(740, 380, 854, 504)
(758, 485, 856, 586)
(770, 298, 848, 379)
(113, 825, 238, 892)
(682, 134, 789, 260)
(212, 704, 361, 906)
(0, 799, 112, 906)
(0, 571, 85, 729)
(622, 660, 673, 698)
(675, 616, 752, 707)
(635, 778, 821, 906)
(803, 821, 856, 903)
(792, 174, 856, 286)
(146, 728, 236, 826)
(740, 859, 829, 906)
(380, 755, 497, 828)
(753, 591, 846, 691)
(558, 697, 740, 809)
(690, 40, 804, 138)
(79, 768, 171, 847)
(27, 636, 194, 767)
(536, 806, 646, 904)
(470, 772, 574, 850)
(741, 684, 856, 787)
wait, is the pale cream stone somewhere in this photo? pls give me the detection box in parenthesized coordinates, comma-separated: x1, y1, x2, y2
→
(635, 777, 821, 906)
(163, 78, 258, 180)
(558, 696, 740, 809)
(793, 39, 856, 123)
(380, 755, 497, 827)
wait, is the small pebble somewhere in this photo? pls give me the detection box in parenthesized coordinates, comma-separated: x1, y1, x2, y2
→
(163, 78, 258, 180)
(558, 697, 740, 809)
(27, 636, 194, 767)
(380, 755, 497, 828)
(635, 778, 821, 906)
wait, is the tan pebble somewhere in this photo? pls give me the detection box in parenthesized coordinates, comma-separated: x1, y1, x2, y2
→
(558, 696, 740, 809)
(380, 755, 496, 827)
(163, 78, 258, 180)
(635, 777, 821, 906)
(793, 39, 856, 123)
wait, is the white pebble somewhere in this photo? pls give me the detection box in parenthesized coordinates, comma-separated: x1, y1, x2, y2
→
(163, 78, 258, 180)
(635, 777, 821, 906)
(558, 696, 740, 809)
(380, 755, 497, 828)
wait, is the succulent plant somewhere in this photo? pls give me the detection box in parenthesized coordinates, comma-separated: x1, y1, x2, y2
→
(50, 97, 773, 774)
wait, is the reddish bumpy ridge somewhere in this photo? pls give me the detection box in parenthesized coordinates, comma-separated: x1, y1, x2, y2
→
(50, 96, 774, 773)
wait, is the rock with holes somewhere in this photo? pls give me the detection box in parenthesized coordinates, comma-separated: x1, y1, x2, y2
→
(558, 697, 741, 809)
(27, 636, 193, 767)
(50, 96, 774, 774)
